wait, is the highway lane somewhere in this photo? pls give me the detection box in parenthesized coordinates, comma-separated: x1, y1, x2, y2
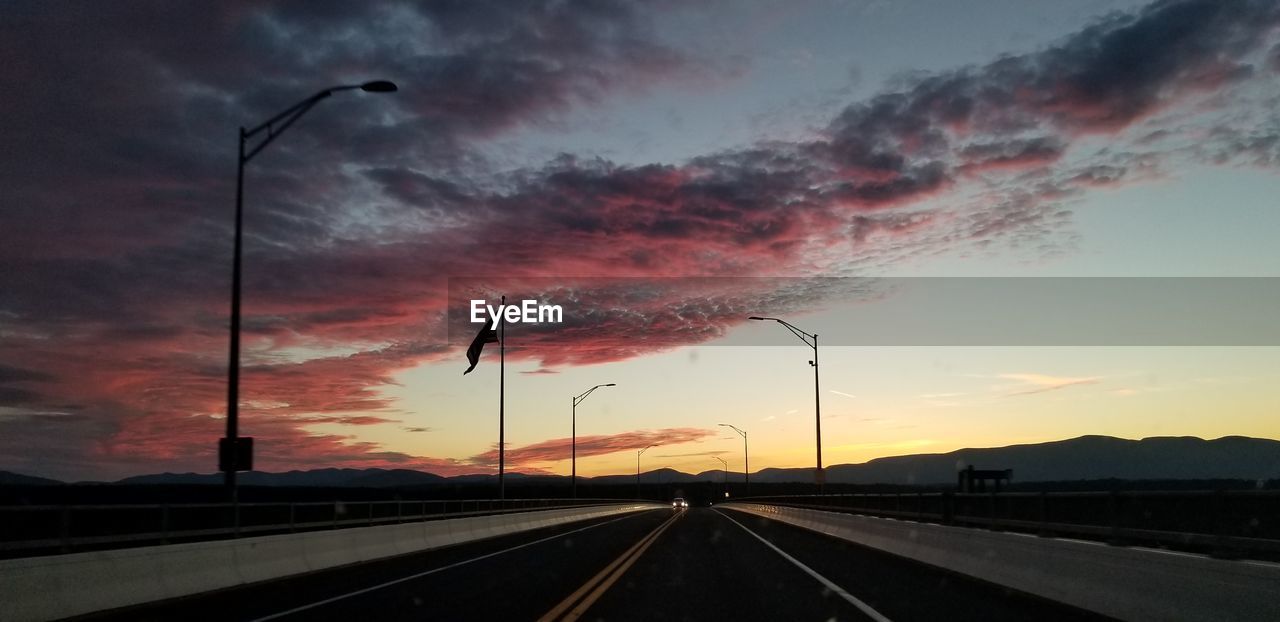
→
(576, 507, 1111, 622)
(75, 506, 1113, 621)
(78, 508, 672, 621)
(553, 505, 885, 621)
(711, 508, 1112, 622)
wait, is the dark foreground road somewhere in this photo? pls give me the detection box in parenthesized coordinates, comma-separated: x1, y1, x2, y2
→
(78, 507, 1111, 621)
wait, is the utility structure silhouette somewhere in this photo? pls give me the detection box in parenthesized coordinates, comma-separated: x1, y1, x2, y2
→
(719, 423, 748, 495)
(222, 81, 397, 503)
(572, 383, 616, 498)
(636, 444, 658, 499)
(748, 316, 824, 492)
(713, 455, 728, 500)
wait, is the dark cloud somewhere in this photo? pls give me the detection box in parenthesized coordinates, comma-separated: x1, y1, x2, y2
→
(2, 0, 1278, 479)
(1068, 164, 1129, 186)
(958, 137, 1066, 171)
(0, 387, 44, 404)
(0, 364, 56, 384)
(364, 167, 476, 213)
(1202, 126, 1280, 168)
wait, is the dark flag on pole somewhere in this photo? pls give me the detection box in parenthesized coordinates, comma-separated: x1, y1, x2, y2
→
(463, 317, 498, 375)
(462, 296, 508, 500)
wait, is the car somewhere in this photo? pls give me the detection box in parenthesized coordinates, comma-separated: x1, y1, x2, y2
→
(671, 497, 688, 510)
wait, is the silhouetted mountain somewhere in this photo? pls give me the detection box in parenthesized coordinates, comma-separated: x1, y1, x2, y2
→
(12, 435, 1278, 488)
(596, 467, 700, 485)
(0, 470, 63, 486)
(114, 472, 219, 485)
(446, 473, 512, 484)
(693, 469, 742, 482)
(116, 468, 446, 488)
(754, 435, 1280, 484)
(346, 469, 446, 487)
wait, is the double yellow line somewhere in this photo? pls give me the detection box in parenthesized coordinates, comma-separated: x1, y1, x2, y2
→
(538, 509, 684, 621)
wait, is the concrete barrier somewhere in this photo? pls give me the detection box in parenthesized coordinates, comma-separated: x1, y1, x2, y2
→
(725, 503, 1280, 622)
(0, 503, 658, 621)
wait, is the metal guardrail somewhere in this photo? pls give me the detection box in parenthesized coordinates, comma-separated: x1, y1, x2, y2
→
(739, 490, 1280, 558)
(0, 498, 631, 558)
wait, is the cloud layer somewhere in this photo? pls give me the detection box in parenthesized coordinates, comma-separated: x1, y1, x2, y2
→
(2, 0, 1278, 479)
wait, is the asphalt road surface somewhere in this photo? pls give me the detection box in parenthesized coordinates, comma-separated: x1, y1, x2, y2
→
(79, 507, 1113, 621)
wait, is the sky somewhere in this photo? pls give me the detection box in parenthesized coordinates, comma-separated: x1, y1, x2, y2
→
(2, 0, 1279, 482)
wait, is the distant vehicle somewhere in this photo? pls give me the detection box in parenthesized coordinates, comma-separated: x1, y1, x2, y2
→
(671, 497, 688, 510)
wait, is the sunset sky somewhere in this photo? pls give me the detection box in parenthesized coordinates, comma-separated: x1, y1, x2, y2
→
(2, 0, 1279, 482)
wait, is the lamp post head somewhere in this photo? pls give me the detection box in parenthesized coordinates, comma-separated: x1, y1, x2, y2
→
(748, 316, 766, 321)
(604, 383, 616, 387)
(360, 80, 398, 93)
(719, 423, 746, 438)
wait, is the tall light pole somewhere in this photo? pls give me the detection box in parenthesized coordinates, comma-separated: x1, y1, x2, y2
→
(571, 383, 615, 498)
(222, 80, 398, 503)
(719, 423, 748, 496)
(748, 316, 823, 492)
(636, 444, 658, 499)
(713, 456, 728, 500)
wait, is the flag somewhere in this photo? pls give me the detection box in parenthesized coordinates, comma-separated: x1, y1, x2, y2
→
(463, 317, 498, 375)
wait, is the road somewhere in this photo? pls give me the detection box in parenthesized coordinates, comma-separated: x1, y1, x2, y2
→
(80, 507, 1112, 621)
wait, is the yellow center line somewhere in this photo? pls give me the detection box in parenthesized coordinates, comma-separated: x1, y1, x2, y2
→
(538, 509, 685, 622)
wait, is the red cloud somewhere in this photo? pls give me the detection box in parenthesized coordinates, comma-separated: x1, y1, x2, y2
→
(466, 428, 718, 468)
(3, 0, 1278, 480)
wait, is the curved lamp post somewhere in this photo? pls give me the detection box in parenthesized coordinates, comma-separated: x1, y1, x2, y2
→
(572, 383, 615, 498)
(222, 81, 398, 502)
(636, 444, 658, 499)
(719, 423, 748, 496)
(713, 455, 728, 500)
(748, 315, 823, 493)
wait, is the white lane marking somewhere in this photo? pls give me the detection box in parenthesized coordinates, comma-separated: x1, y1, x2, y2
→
(714, 509, 894, 622)
(1130, 546, 1206, 560)
(1052, 537, 1107, 547)
(251, 510, 658, 622)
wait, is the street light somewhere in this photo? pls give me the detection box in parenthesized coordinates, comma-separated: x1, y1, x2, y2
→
(222, 80, 398, 502)
(572, 383, 616, 498)
(748, 315, 824, 492)
(719, 423, 748, 496)
(636, 444, 658, 499)
(713, 456, 728, 500)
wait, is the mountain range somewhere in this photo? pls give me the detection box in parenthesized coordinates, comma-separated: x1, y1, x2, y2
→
(3, 435, 1278, 487)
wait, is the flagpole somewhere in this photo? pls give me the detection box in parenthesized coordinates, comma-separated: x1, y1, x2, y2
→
(498, 294, 506, 501)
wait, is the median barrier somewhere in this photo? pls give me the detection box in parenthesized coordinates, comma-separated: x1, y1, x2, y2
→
(477, 512, 502, 540)
(230, 533, 303, 585)
(158, 543, 242, 602)
(351, 520, 403, 563)
(0, 502, 658, 621)
(422, 515, 458, 550)
(725, 503, 1280, 622)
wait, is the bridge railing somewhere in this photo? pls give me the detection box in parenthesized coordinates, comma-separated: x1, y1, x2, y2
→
(737, 489, 1280, 558)
(0, 497, 631, 558)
